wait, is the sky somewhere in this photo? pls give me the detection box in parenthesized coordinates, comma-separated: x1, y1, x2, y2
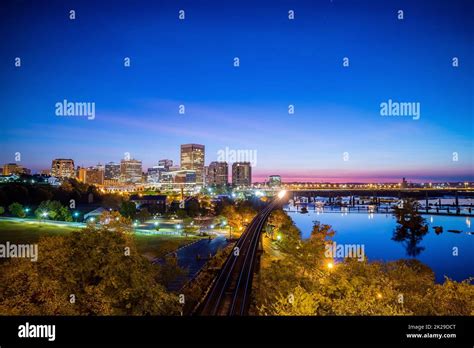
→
(0, 0, 473, 183)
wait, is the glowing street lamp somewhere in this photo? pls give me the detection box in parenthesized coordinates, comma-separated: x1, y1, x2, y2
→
(326, 261, 334, 270)
(278, 190, 287, 199)
(40, 211, 48, 224)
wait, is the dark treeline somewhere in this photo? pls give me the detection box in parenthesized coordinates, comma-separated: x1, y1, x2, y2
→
(0, 180, 100, 208)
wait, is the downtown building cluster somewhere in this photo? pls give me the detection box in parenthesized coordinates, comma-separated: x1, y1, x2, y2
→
(3, 144, 253, 191)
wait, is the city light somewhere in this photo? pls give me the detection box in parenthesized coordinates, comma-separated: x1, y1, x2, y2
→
(277, 190, 287, 199)
(326, 262, 334, 270)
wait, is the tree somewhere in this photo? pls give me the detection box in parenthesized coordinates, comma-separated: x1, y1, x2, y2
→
(34, 200, 72, 221)
(392, 199, 428, 257)
(255, 210, 472, 316)
(136, 208, 151, 223)
(182, 217, 197, 237)
(186, 199, 200, 217)
(8, 202, 26, 218)
(119, 201, 137, 219)
(176, 209, 188, 219)
(0, 211, 179, 315)
(0, 206, 4, 215)
(155, 256, 187, 288)
(221, 205, 239, 230)
(101, 194, 123, 210)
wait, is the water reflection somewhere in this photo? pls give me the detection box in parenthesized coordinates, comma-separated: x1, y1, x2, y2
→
(285, 203, 473, 282)
(392, 200, 429, 257)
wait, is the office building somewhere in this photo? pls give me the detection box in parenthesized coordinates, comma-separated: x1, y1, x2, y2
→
(105, 162, 121, 180)
(158, 159, 173, 170)
(207, 161, 229, 186)
(120, 159, 143, 183)
(78, 166, 104, 185)
(180, 144, 205, 184)
(232, 162, 252, 187)
(51, 159, 75, 178)
(2, 163, 30, 175)
(147, 166, 161, 184)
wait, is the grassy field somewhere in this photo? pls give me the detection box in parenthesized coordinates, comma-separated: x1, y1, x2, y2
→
(0, 220, 198, 260)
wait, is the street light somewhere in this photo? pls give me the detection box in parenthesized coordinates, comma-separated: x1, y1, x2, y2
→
(326, 261, 334, 270)
(41, 211, 48, 224)
(278, 190, 287, 199)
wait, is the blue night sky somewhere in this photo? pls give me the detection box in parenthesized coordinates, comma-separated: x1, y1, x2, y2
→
(0, 0, 473, 182)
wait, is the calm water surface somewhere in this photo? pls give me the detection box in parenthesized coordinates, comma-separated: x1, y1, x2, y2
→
(286, 205, 473, 283)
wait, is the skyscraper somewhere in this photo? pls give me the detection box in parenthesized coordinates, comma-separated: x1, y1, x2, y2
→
(232, 162, 252, 187)
(105, 162, 121, 180)
(51, 159, 75, 178)
(180, 144, 205, 184)
(120, 159, 143, 183)
(207, 161, 229, 186)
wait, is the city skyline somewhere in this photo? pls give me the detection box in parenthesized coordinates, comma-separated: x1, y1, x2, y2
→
(1, 0, 473, 183)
